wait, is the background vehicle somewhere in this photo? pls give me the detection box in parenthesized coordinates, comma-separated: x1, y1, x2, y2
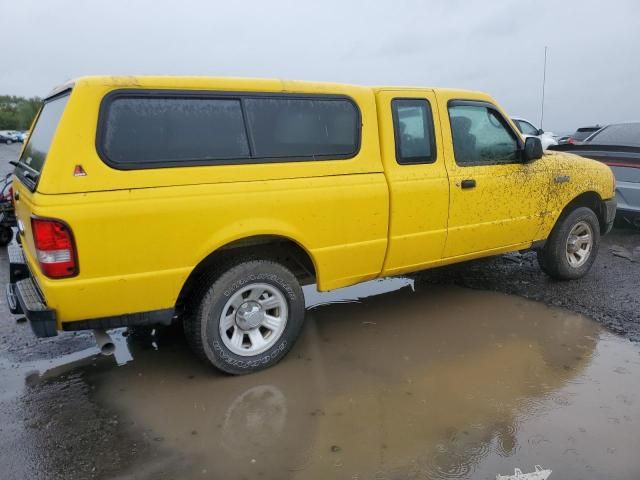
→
(0, 131, 21, 143)
(512, 117, 558, 150)
(7, 76, 616, 374)
(0, 172, 16, 246)
(550, 122, 640, 225)
(0, 133, 14, 144)
(557, 125, 603, 145)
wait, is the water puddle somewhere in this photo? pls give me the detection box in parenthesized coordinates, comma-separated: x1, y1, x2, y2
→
(6, 279, 640, 479)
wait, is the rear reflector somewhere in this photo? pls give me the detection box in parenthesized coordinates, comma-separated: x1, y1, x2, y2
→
(31, 218, 78, 278)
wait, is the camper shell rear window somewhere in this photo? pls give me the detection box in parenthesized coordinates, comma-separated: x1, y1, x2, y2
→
(16, 92, 70, 190)
(97, 90, 361, 169)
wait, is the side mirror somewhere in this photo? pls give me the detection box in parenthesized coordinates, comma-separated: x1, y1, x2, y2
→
(523, 136, 543, 161)
(537, 128, 545, 135)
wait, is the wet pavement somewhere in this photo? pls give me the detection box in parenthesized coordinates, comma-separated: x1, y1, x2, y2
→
(1, 143, 640, 479)
(3, 279, 640, 479)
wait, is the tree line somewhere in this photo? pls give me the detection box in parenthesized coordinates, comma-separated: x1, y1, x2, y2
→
(0, 95, 42, 131)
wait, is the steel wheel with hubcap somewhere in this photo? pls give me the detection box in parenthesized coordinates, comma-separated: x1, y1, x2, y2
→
(538, 206, 600, 280)
(565, 221, 593, 268)
(220, 283, 288, 356)
(184, 259, 305, 375)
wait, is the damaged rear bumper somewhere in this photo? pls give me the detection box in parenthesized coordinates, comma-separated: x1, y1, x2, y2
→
(6, 243, 58, 338)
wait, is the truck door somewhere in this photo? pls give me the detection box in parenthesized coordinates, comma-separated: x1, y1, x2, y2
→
(438, 96, 549, 258)
(376, 90, 449, 276)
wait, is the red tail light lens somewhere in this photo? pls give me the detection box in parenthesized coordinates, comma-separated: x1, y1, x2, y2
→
(31, 218, 78, 278)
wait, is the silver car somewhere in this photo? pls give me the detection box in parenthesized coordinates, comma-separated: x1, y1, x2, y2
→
(549, 122, 640, 226)
(585, 123, 640, 222)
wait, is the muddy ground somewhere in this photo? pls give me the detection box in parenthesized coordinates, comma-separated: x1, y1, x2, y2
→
(0, 143, 639, 480)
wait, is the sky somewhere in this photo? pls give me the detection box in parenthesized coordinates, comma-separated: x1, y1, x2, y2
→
(1, 0, 639, 133)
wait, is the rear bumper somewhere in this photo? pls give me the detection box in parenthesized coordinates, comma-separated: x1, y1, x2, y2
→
(7, 279, 58, 337)
(6, 243, 58, 337)
(602, 198, 617, 235)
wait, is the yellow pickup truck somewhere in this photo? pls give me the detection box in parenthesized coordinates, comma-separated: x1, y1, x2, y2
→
(7, 76, 616, 374)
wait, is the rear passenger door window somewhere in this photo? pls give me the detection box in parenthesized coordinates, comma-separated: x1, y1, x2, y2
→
(448, 103, 520, 165)
(391, 99, 436, 164)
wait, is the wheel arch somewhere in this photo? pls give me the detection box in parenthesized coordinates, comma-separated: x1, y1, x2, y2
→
(175, 234, 318, 312)
(556, 191, 608, 233)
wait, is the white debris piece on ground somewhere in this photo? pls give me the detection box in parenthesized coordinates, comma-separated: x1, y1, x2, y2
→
(496, 465, 552, 480)
(609, 244, 640, 262)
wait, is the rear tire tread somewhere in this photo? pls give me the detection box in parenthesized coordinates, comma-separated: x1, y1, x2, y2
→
(183, 258, 304, 375)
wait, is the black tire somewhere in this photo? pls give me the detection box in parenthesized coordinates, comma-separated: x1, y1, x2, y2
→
(184, 259, 305, 375)
(0, 226, 13, 247)
(537, 206, 600, 280)
(6, 140, 12, 145)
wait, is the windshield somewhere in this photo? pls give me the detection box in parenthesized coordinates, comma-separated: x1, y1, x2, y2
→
(586, 123, 640, 146)
(516, 120, 539, 136)
(16, 93, 69, 187)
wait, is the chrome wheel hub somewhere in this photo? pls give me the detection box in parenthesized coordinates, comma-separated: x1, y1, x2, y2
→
(565, 221, 593, 268)
(235, 301, 264, 330)
(219, 283, 288, 356)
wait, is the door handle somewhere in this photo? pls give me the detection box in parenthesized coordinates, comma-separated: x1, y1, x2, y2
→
(460, 179, 476, 189)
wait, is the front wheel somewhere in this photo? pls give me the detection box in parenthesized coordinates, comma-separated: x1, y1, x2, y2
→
(537, 207, 600, 280)
(184, 259, 305, 375)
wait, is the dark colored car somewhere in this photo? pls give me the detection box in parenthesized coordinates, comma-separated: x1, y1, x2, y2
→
(557, 125, 603, 145)
(550, 122, 640, 226)
(0, 133, 15, 144)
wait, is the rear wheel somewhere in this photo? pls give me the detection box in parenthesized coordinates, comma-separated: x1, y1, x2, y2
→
(537, 207, 600, 280)
(0, 226, 13, 247)
(184, 259, 305, 375)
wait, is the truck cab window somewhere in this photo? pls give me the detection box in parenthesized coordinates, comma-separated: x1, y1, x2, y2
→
(391, 99, 436, 164)
(449, 104, 519, 165)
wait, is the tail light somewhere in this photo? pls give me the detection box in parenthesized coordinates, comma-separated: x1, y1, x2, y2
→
(31, 218, 78, 278)
(567, 137, 576, 144)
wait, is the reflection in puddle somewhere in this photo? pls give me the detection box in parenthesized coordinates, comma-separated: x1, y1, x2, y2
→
(17, 279, 640, 479)
(8, 329, 134, 389)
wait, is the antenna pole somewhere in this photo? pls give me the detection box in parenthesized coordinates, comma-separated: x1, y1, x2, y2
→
(540, 46, 548, 129)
